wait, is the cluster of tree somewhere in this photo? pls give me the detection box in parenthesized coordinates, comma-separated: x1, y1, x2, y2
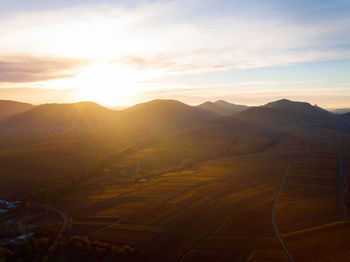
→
(0, 247, 13, 262)
(0, 224, 58, 262)
(1, 236, 51, 262)
(47, 236, 134, 262)
(85, 146, 139, 184)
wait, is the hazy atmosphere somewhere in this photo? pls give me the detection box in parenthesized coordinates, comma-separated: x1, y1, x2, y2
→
(1, 1, 350, 262)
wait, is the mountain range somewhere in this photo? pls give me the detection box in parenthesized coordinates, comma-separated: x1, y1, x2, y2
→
(0, 98, 349, 134)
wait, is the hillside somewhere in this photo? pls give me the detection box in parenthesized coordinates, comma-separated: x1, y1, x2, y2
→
(119, 99, 219, 129)
(264, 99, 331, 116)
(331, 108, 350, 114)
(198, 100, 248, 115)
(340, 112, 350, 121)
(0, 100, 34, 118)
(1, 98, 350, 262)
(187, 99, 350, 152)
(1, 102, 117, 131)
(231, 99, 349, 130)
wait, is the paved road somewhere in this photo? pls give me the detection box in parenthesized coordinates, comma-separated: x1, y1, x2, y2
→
(272, 145, 314, 262)
(272, 165, 294, 262)
(28, 202, 72, 262)
(44, 205, 72, 243)
(27, 202, 72, 242)
(328, 142, 349, 222)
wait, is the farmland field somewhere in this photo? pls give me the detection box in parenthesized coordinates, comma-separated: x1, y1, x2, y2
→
(1, 99, 350, 262)
(54, 137, 350, 262)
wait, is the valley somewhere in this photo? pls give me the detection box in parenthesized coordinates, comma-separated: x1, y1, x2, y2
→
(0, 99, 350, 261)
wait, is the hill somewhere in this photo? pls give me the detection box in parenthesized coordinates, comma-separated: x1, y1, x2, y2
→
(0, 102, 117, 132)
(119, 99, 219, 129)
(198, 100, 248, 115)
(330, 108, 350, 114)
(264, 99, 331, 116)
(0, 99, 221, 136)
(231, 99, 349, 131)
(340, 112, 350, 121)
(187, 99, 350, 152)
(0, 100, 34, 118)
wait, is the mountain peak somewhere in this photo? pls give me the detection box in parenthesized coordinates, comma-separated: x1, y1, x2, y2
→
(214, 99, 230, 104)
(264, 99, 329, 115)
(198, 100, 248, 115)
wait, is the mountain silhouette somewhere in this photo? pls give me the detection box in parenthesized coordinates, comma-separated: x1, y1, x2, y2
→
(198, 100, 248, 115)
(119, 99, 218, 129)
(1, 102, 116, 131)
(0, 100, 34, 118)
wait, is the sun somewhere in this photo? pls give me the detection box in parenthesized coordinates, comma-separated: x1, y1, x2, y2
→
(70, 62, 141, 106)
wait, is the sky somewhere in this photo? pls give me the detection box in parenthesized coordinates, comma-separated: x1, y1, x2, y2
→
(0, 0, 349, 108)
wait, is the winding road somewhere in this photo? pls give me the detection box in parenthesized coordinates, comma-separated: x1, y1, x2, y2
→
(44, 205, 72, 244)
(28, 202, 71, 261)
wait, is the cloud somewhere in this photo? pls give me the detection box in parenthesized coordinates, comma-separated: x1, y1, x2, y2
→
(0, 1, 349, 75)
(0, 56, 89, 83)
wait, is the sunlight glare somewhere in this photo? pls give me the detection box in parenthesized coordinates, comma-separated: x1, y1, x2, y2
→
(71, 62, 141, 106)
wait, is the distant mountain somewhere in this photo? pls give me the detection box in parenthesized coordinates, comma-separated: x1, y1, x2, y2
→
(1, 102, 116, 131)
(0, 99, 221, 135)
(0, 100, 34, 118)
(119, 99, 218, 129)
(1, 98, 349, 135)
(233, 99, 349, 130)
(184, 99, 350, 155)
(331, 108, 350, 114)
(340, 112, 350, 121)
(264, 99, 331, 116)
(198, 100, 248, 115)
(215, 100, 249, 112)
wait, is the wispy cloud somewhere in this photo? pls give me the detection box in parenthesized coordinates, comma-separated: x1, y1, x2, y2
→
(0, 1, 349, 107)
(1, 1, 349, 75)
(0, 56, 88, 83)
